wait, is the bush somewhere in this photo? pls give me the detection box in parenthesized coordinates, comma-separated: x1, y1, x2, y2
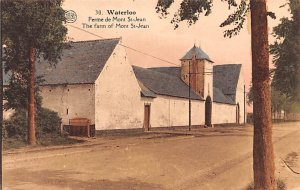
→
(4, 109, 27, 139)
(36, 107, 62, 136)
(4, 107, 62, 140)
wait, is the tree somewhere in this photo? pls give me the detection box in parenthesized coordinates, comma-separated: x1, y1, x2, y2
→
(1, 0, 68, 145)
(271, 89, 289, 121)
(270, 0, 300, 102)
(249, 84, 299, 122)
(3, 74, 44, 111)
(156, 0, 275, 189)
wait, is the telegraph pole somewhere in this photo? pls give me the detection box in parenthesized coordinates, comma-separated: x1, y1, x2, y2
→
(244, 84, 246, 125)
(188, 60, 191, 131)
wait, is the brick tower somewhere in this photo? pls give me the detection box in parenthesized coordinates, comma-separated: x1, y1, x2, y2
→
(180, 45, 214, 99)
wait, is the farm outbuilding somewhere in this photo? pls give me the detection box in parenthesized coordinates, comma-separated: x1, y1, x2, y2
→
(5, 38, 246, 131)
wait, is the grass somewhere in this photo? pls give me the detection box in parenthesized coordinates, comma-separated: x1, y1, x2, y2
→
(2, 138, 27, 150)
(246, 178, 287, 190)
(37, 134, 85, 146)
(3, 134, 85, 151)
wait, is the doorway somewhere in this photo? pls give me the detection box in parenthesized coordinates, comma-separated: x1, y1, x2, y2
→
(144, 104, 151, 131)
(236, 103, 240, 124)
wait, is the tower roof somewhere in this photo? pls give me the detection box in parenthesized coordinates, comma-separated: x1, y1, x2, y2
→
(181, 45, 213, 63)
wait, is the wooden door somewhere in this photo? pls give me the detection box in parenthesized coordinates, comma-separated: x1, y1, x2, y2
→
(144, 105, 151, 131)
(236, 103, 240, 124)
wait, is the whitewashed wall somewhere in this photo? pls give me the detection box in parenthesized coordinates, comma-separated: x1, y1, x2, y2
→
(212, 102, 237, 124)
(235, 69, 246, 124)
(40, 84, 95, 125)
(94, 44, 144, 130)
(36, 49, 245, 129)
(142, 95, 205, 128)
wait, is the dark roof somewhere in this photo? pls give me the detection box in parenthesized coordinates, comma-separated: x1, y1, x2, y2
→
(132, 66, 203, 100)
(137, 81, 157, 98)
(4, 39, 241, 105)
(36, 38, 120, 85)
(148, 67, 181, 78)
(148, 64, 241, 104)
(181, 45, 213, 62)
(213, 64, 242, 103)
(213, 87, 235, 105)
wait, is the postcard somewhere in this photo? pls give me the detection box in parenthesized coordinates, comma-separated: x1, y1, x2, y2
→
(1, 0, 300, 189)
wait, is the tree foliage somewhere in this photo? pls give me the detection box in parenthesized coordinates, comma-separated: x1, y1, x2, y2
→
(2, 0, 68, 145)
(155, 0, 277, 37)
(220, 0, 249, 38)
(156, 0, 251, 37)
(270, 0, 300, 101)
(3, 74, 44, 111)
(2, 0, 68, 63)
(1, 0, 68, 110)
(248, 83, 298, 115)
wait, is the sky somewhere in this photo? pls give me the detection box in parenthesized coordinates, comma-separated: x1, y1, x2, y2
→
(62, 0, 290, 110)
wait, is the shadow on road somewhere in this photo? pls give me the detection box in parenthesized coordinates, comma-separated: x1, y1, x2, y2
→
(4, 168, 165, 190)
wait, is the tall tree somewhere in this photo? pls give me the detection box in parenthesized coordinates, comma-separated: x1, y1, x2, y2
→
(156, 0, 275, 189)
(270, 0, 300, 102)
(1, 0, 67, 145)
(248, 84, 289, 120)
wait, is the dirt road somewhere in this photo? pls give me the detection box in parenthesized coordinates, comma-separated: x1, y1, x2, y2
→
(3, 122, 300, 190)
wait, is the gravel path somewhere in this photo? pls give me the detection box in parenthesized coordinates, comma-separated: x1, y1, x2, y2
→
(3, 122, 300, 190)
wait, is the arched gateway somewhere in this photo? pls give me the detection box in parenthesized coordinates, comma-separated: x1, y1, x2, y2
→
(205, 96, 212, 127)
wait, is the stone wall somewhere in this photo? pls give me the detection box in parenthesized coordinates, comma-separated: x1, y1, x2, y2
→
(143, 95, 205, 128)
(40, 84, 95, 125)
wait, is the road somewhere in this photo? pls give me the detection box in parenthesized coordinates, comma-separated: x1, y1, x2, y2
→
(3, 122, 300, 190)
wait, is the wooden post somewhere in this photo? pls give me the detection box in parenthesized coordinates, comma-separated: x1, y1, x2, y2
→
(188, 60, 191, 131)
(244, 84, 246, 125)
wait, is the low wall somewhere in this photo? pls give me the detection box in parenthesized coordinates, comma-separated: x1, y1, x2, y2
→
(144, 95, 205, 128)
(212, 102, 237, 124)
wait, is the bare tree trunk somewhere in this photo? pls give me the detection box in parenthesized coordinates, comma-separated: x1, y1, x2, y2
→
(250, 0, 276, 189)
(28, 47, 36, 145)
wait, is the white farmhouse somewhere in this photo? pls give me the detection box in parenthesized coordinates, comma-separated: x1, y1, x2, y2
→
(31, 38, 246, 131)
